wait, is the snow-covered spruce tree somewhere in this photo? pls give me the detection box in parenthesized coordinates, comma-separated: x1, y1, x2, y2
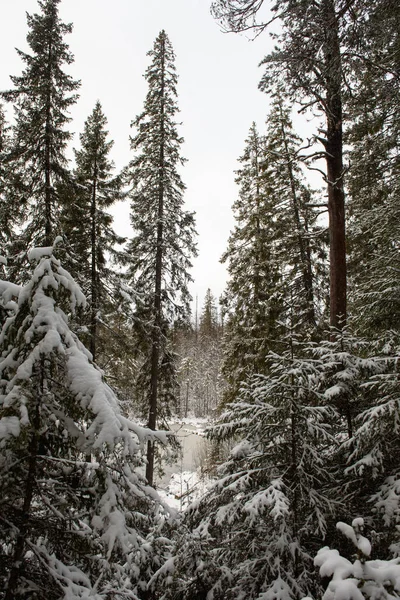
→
(334, 0, 400, 535)
(0, 242, 171, 600)
(61, 101, 126, 364)
(157, 335, 341, 600)
(1, 0, 79, 268)
(337, 332, 400, 554)
(220, 122, 285, 405)
(126, 30, 197, 485)
(158, 325, 395, 600)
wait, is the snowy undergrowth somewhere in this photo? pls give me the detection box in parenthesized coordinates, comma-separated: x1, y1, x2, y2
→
(0, 243, 173, 599)
(313, 518, 400, 600)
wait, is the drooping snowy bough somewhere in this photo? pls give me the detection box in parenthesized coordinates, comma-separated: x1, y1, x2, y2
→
(0, 245, 172, 600)
(313, 518, 400, 600)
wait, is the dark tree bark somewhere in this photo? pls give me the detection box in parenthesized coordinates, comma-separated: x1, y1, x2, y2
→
(322, 0, 347, 330)
(90, 159, 98, 363)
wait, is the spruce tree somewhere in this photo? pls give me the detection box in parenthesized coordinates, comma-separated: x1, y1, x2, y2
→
(160, 338, 340, 600)
(221, 111, 323, 406)
(1, 0, 79, 259)
(61, 101, 126, 364)
(264, 94, 326, 330)
(221, 122, 284, 405)
(0, 243, 170, 599)
(126, 31, 197, 485)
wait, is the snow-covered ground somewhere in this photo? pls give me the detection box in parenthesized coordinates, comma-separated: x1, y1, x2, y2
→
(156, 416, 212, 511)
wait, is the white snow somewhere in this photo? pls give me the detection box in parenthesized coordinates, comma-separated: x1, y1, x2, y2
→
(337, 520, 371, 557)
(0, 415, 20, 446)
(314, 520, 400, 600)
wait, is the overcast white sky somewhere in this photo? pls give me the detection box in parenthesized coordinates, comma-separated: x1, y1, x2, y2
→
(1, 0, 275, 312)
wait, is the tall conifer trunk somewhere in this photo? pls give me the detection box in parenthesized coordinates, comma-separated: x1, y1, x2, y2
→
(146, 36, 166, 486)
(44, 39, 53, 247)
(90, 158, 98, 362)
(323, 0, 347, 331)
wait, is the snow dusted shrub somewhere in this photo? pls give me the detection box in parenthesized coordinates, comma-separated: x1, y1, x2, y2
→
(0, 244, 172, 599)
(313, 517, 400, 600)
(341, 331, 400, 554)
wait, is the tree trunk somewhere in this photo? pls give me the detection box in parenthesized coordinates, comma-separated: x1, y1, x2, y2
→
(323, 0, 347, 331)
(322, 0, 352, 438)
(90, 159, 98, 363)
(44, 40, 53, 247)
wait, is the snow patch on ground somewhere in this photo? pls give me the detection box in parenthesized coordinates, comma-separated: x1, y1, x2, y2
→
(158, 470, 212, 511)
(156, 415, 212, 511)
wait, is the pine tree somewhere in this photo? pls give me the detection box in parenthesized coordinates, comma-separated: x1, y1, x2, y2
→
(1, 0, 79, 260)
(61, 101, 126, 364)
(126, 31, 197, 485)
(0, 243, 170, 599)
